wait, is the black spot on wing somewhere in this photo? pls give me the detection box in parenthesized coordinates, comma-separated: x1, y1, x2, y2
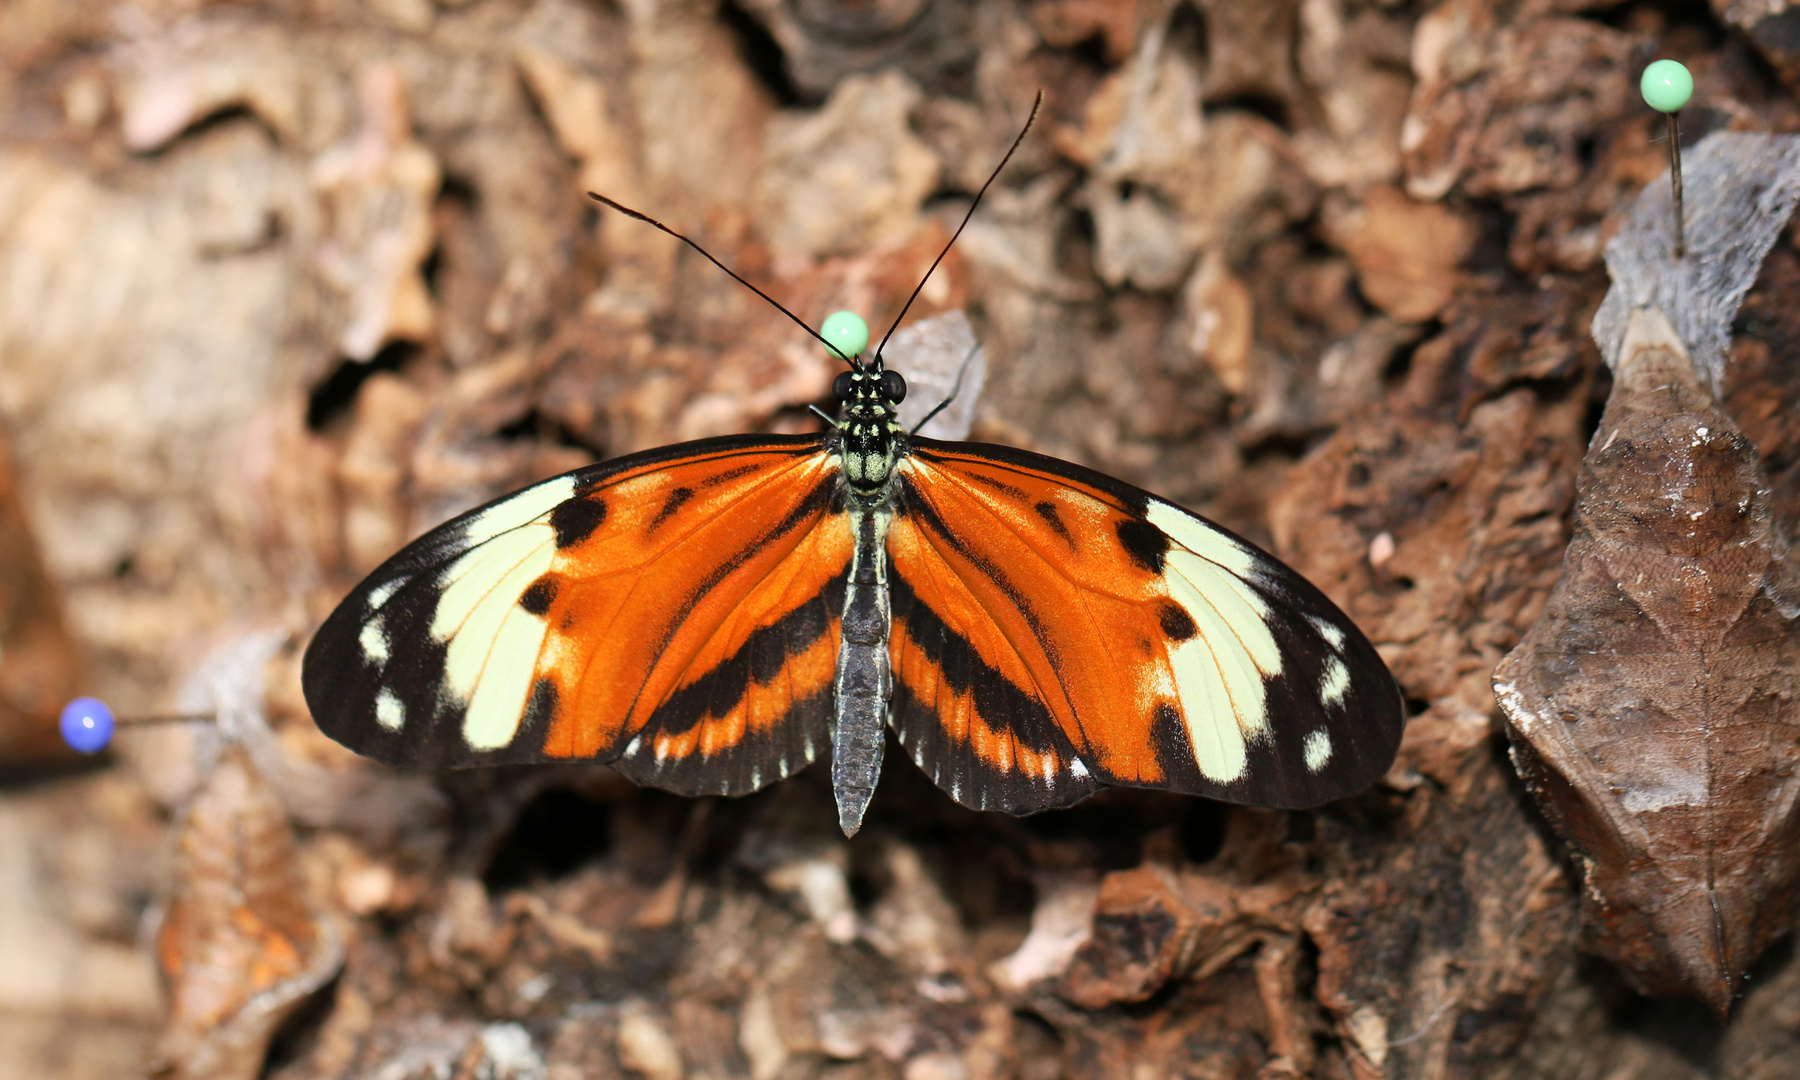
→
(1034, 501, 1075, 548)
(303, 567, 459, 768)
(648, 486, 693, 533)
(701, 462, 767, 488)
(1116, 518, 1169, 572)
(749, 611, 792, 684)
(964, 471, 1031, 501)
(520, 575, 558, 615)
(523, 678, 559, 740)
(1156, 600, 1197, 641)
(551, 497, 607, 548)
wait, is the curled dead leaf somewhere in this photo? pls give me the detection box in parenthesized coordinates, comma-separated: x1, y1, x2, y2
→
(1494, 308, 1800, 1019)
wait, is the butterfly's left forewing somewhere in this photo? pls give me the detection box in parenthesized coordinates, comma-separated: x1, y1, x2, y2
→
(303, 435, 851, 796)
(887, 438, 1403, 813)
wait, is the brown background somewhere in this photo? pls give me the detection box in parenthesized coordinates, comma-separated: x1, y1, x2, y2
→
(5, 0, 1800, 1077)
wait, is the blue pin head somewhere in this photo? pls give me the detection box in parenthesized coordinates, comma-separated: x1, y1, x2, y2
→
(60, 696, 115, 754)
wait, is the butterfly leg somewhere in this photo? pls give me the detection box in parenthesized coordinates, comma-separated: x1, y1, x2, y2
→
(832, 508, 893, 836)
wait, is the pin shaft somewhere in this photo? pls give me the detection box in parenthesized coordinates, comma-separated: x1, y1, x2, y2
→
(117, 713, 215, 727)
(1668, 110, 1685, 259)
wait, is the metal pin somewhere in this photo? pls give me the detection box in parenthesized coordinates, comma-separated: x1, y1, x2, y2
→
(1667, 110, 1685, 258)
(1641, 60, 1695, 260)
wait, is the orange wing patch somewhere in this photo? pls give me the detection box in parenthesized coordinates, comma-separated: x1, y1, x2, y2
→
(530, 450, 850, 794)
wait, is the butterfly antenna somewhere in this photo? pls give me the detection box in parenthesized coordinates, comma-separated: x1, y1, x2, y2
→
(587, 193, 854, 365)
(910, 339, 982, 436)
(872, 90, 1043, 367)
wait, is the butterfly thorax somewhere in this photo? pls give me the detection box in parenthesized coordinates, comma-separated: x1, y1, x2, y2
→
(833, 365, 908, 506)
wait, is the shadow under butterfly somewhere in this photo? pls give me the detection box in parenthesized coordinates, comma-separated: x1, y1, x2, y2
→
(301, 96, 1405, 837)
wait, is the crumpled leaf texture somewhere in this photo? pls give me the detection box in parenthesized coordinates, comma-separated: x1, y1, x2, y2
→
(1494, 308, 1800, 1018)
(153, 748, 341, 1080)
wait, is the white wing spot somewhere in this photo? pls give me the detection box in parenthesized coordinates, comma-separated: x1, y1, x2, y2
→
(1304, 729, 1333, 772)
(1142, 499, 1290, 784)
(366, 578, 403, 610)
(359, 621, 391, 666)
(1070, 758, 1090, 779)
(374, 688, 405, 731)
(1166, 557, 1276, 702)
(1306, 615, 1346, 651)
(462, 476, 578, 545)
(751, 768, 763, 789)
(1165, 637, 1250, 782)
(462, 612, 550, 750)
(433, 521, 557, 751)
(1320, 657, 1351, 708)
(1145, 500, 1260, 579)
(624, 734, 643, 757)
(1158, 553, 1283, 783)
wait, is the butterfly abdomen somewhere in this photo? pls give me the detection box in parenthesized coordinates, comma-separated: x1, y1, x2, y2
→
(831, 507, 894, 835)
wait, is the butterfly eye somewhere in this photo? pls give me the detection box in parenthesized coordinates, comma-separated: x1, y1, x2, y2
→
(880, 369, 907, 403)
(833, 371, 856, 401)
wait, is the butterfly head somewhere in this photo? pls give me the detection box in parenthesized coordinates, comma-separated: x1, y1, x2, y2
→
(831, 366, 906, 413)
(824, 311, 906, 495)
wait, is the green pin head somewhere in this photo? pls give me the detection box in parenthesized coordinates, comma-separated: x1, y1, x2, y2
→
(1641, 59, 1694, 114)
(821, 310, 870, 361)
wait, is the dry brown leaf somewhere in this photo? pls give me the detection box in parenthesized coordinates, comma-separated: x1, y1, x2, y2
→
(756, 70, 942, 259)
(310, 64, 440, 362)
(1494, 307, 1800, 1019)
(1180, 249, 1254, 395)
(1029, 0, 1141, 63)
(1403, 3, 1641, 201)
(1321, 184, 1477, 323)
(152, 747, 341, 1080)
(1271, 386, 1578, 792)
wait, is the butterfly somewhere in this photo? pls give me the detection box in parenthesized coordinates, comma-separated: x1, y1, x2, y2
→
(301, 100, 1405, 836)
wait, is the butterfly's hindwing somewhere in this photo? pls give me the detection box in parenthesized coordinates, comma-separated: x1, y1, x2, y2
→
(885, 438, 1402, 812)
(888, 568, 1100, 812)
(303, 434, 849, 794)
